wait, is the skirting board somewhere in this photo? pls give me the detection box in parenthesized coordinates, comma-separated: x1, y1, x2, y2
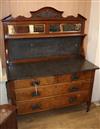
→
(93, 101, 100, 106)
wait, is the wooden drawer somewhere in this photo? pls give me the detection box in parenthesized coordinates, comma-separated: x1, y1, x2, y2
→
(57, 71, 91, 83)
(14, 76, 57, 89)
(14, 71, 92, 89)
(16, 91, 89, 115)
(15, 81, 91, 101)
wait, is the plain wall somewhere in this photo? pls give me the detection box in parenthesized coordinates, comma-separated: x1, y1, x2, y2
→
(86, 0, 100, 101)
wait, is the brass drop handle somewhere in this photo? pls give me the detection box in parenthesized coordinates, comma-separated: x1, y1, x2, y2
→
(31, 80, 40, 96)
(71, 73, 79, 81)
(32, 103, 41, 110)
(68, 96, 77, 103)
(68, 86, 79, 92)
(31, 80, 40, 86)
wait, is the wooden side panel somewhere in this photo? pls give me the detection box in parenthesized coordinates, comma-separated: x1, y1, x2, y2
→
(6, 82, 16, 105)
(86, 70, 95, 111)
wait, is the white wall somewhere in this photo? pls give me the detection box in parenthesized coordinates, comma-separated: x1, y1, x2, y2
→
(0, 82, 8, 104)
(0, 58, 8, 104)
(0, 1, 8, 104)
(87, 1, 100, 101)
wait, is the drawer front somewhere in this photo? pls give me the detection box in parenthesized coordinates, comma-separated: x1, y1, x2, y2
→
(14, 76, 58, 89)
(15, 81, 91, 101)
(17, 91, 89, 114)
(57, 71, 91, 83)
(14, 71, 92, 89)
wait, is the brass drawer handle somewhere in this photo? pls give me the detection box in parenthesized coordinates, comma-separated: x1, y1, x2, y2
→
(68, 96, 77, 103)
(32, 103, 41, 110)
(32, 91, 40, 97)
(68, 86, 80, 92)
(71, 73, 79, 81)
(31, 80, 40, 86)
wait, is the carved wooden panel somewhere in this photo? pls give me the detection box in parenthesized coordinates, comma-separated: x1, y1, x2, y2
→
(2, 7, 86, 21)
(30, 7, 63, 19)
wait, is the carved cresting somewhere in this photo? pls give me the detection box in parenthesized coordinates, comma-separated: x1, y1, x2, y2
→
(30, 7, 63, 19)
(2, 7, 86, 21)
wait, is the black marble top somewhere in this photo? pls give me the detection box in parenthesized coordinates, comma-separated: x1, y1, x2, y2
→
(7, 57, 99, 80)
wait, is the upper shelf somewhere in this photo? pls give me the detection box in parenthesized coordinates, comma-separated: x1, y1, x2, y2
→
(5, 33, 86, 39)
(2, 7, 86, 39)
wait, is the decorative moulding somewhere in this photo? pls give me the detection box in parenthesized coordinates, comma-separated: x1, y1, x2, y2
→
(2, 7, 86, 22)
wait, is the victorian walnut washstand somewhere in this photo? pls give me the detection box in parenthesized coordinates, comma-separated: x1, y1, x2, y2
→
(2, 7, 99, 115)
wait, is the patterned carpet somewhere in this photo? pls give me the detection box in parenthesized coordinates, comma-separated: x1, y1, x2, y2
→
(18, 104, 100, 129)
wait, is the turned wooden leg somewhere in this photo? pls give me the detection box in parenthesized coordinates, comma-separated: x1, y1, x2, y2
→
(86, 101, 91, 112)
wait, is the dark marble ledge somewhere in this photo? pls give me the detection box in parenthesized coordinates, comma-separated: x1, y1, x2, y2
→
(7, 57, 99, 81)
